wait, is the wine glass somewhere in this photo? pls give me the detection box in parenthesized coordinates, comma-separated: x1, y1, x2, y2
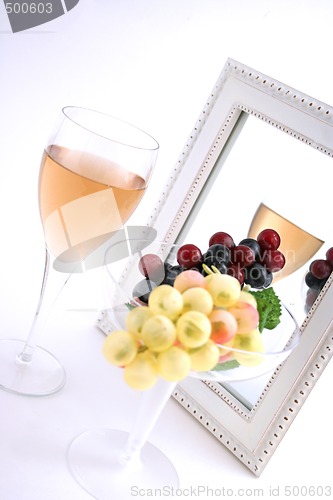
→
(247, 201, 329, 324)
(0, 107, 159, 397)
(248, 202, 324, 282)
(67, 238, 300, 499)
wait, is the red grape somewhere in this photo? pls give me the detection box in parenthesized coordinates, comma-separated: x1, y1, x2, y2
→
(230, 245, 255, 267)
(177, 244, 202, 269)
(262, 249, 286, 272)
(227, 264, 245, 285)
(209, 232, 235, 249)
(138, 254, 165, 283)
(257, 228, 281, 251)
(310, 259, 332, 280)
(326, 247, 333, 266)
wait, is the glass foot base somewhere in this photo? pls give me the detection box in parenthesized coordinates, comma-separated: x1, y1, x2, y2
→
(0, 339, 66, 396)
(67, 429, 179, 500)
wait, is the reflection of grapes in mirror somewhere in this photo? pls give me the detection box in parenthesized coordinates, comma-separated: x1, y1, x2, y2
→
(248, 203, 324, 282)
(303, 247, 333, 311)
(137, 230, 286, 327)
(137, 228, 286, 296)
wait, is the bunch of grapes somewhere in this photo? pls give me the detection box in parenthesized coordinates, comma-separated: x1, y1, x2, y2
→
(103, 270, 266, 390)
(304, 247, 333, 311)
(132, 229, 285, 304)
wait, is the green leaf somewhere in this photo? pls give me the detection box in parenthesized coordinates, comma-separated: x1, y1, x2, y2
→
(125, 302, 136, 311)
(214, 359, 240, 371)
(249, 287, 282, 333)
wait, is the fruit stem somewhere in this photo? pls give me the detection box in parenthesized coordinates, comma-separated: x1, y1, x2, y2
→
(202, 264, 221, 275)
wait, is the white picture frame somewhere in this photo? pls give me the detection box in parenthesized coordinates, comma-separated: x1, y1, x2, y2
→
(144, 58, 333, 476)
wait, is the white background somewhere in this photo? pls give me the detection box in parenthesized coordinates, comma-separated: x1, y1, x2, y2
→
(0, 1, 333, 499)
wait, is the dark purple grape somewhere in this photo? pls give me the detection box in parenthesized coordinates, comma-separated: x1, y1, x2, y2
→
(202, 260, 227, 277)
(202, 245, 230, 274)
(238, 238, 261, 261)
(202, 253, 227, 269)
(132, 279, 156, 303)
(203, 244, 230, 263)
(263, 269, 273, 288)
(305, 289, 319, 311)
(163, 265, 185, 286)
(305, 271, 326, 291)
(244, 262, 270, 289)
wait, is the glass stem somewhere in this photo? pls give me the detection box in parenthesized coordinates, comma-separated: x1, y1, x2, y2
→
(16, 247, 71, 364)
(118, 379, 177, 466)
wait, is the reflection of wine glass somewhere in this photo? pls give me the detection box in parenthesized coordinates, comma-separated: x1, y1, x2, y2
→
(67, 238, 300, 499)
(248, 203, 324, 281)
(0, 107, 159, 396)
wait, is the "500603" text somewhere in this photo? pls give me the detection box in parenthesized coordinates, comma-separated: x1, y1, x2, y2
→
(5, 3, 53, 14)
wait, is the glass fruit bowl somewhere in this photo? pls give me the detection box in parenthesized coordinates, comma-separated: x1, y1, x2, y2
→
(101, 237, 300, 384)
(67, 236, 300, 500)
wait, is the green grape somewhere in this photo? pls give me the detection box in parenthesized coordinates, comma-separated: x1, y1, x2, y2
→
(238, 290, 257, 308)
(148, 284, 183, 321)
(125, 306, 152, 338)
(232, 329, 265, 366)
(124, 350, 158, 390)
(174, 269, 206, 293)
(157, 346, 191, 382)
(182, 286, 213, 315)
(176, 310, 211, 348)
(228, 301, 259, 334)
(205, 273, 241, 307)
(103, 330, 138, 367)
(189, 340, 220, 371)
(141, 315, 177, 352)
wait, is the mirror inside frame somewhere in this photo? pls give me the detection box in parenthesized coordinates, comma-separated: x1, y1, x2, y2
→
(170, 85, 333, 412)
